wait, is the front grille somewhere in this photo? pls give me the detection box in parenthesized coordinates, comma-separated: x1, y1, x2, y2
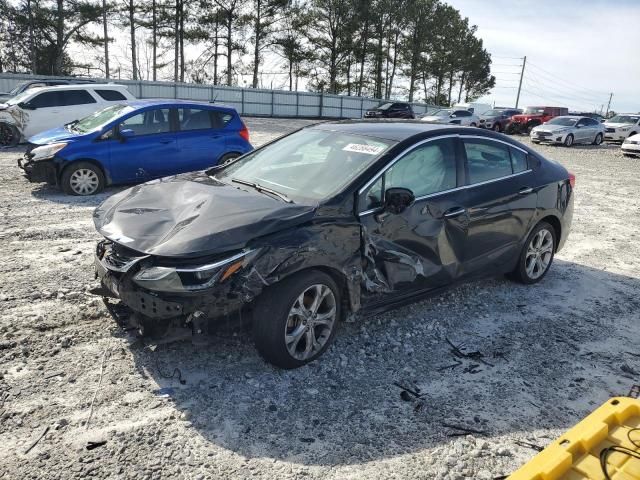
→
(536, 132, 552, 137)
(97, 240, 147, 273)
(605, 128, 615, 133)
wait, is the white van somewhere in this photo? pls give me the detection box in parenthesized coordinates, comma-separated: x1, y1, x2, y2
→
(452, 102, 492, 115)
(0, 84, 135, 144)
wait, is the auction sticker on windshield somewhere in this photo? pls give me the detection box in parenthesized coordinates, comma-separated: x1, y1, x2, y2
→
(342, 143, 385, 155)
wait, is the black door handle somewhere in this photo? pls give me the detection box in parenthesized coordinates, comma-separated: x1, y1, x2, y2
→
(518, 186, 534, 195)
(443, 207, 466, 218)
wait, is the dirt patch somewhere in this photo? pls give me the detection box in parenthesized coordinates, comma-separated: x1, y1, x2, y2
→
(1, 120, 638, 479)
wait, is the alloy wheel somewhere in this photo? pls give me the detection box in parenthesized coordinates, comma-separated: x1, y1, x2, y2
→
(564, 134, 574, 147)
(594, 133, 603, 145)
(69, 168, 100, 195)
(525, 228, 554, 280)
(284, 283, 337, 361)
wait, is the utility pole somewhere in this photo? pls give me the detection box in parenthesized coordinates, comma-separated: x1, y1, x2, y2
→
(515, 55, 526, 109)
(605, 93, 613, 117)
(102, 0, 109, 78)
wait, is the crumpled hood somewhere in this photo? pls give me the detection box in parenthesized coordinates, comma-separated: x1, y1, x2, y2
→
(28, 126, 83, 145)
(93, 172, 317, 258)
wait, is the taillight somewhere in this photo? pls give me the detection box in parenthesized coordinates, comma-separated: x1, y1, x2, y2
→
(569, 172, 575, 188)
(239, 123, 250, 142)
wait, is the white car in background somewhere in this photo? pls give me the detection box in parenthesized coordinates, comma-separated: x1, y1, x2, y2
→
(621, 133, 640, 157)
(530, 115, 605, 147)
(603, 114, 640, 142)
(420, 108, 480, 126)
(452, 102, 492, 115)
(0, 84, 135, 145)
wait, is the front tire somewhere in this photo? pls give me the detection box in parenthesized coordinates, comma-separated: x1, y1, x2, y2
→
(564, 134, 574, 147)
(61, 161, 105, 196)
(592, 133, 603, 145)
(0, 122, 19, 146)
(510, 221, 556, 284)
(493, 123, 501, 132)
(252, 270, 341, 369)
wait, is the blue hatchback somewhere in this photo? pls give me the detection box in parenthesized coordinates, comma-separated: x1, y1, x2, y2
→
(18, 100, 253, 195)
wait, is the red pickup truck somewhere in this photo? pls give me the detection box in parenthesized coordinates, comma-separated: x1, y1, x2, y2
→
(506, 106, 569, 134)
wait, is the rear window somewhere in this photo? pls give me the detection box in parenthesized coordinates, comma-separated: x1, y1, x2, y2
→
(95, 89, 127, 101)
(59, 90, 97, 106)
(178, 108, 233, 130)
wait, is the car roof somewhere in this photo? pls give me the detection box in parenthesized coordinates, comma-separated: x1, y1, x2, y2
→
(122, 99, 237, 110)
(26, 83, 128, 91)
(310, 119, 473, 142)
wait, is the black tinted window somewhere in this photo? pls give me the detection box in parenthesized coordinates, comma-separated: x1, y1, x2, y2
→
(95, 89, 127, 101)
(29, 92, 62, 108)
(455, 110, 472, 117)
(464, 138, 513, 184)
(510, 147, 528, 173)
(178, 108, 214, 131)
(59, 90, 96, 106)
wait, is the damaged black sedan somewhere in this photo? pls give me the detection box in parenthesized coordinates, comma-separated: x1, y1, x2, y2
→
(93, 121, 574, 369)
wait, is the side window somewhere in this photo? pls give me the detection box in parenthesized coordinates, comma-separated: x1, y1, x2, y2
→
(59, 90, 97, 106)
(576, 118, 588, 127)
(119, 108, 171, 136)
(464, 138, 513, 184)
(361, 138, 457, 211)
(510, 147, 528, 173)
(178, 108, 214, 131)
(455, 110, 471, 117)
(211, 111, 233, 128)
(29, 92, 62, 108)
(95, 89, 127, 101)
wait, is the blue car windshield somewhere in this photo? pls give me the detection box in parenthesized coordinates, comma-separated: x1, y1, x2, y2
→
(72, 105, 135, 133)
(215, 129, 394, 203)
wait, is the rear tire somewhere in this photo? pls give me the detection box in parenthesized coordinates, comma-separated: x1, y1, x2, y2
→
(509, 221, 556, 285)
(564, 134, 574, 147)
(592, 133, 603, 145)
(219, 152, 241, 166)
(61, 161, 105, 196)
(252, 270, 341, 369)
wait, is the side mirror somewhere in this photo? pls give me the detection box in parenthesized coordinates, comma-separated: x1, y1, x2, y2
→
(18, 102, 35, 110)
(119, 128, 135, 141)
(384, 187, 415, 214)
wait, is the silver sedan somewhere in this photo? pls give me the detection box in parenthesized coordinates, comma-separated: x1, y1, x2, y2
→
(530, 115, 606, 147)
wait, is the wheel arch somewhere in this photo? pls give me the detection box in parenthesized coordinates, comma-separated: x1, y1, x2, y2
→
(58, 158, 111, 185)
(538, 214, 562, 252)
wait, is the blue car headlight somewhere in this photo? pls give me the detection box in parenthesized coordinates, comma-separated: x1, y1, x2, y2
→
(132, 249, 257, 293)
(30, 142, 68, 161)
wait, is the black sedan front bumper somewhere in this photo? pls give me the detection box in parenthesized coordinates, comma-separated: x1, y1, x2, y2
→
(17, 155, 58, 184)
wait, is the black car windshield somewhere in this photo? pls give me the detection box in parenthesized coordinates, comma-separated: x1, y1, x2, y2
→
(377, 103, 393, 110)
(523, 107, 545, 114)
(547, 117, 578, 126)
(72, 104, 135, 133)
(609, 115, 640, 124)
(215, 129, 394, 203)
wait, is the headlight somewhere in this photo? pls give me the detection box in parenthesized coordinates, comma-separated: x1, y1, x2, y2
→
(620, 126, 631, 132)
(30, 142, 67, 161)
(133, 249, 257, 293)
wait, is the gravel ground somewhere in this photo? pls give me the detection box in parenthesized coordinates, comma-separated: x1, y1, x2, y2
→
(1, 118, 639, 480)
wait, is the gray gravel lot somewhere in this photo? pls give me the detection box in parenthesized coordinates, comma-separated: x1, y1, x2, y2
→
(1, 118, 639, 479)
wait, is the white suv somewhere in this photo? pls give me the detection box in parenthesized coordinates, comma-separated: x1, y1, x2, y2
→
(603, 113, 640, 142)
(0, 84, 135, 144)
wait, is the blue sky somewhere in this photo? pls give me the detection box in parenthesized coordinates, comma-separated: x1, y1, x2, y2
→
(444, 0, 640, 113)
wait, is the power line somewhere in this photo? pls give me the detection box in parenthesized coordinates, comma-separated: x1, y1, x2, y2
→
(526, 61, 610, 97)
(524, 69, 609, 106)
